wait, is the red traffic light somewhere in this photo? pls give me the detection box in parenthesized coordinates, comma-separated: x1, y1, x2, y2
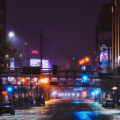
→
(1, 91, 7, 96)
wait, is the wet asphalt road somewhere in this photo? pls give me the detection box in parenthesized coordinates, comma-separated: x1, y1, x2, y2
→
(48, 100, 111, 120)
(0, 99, 120, 120)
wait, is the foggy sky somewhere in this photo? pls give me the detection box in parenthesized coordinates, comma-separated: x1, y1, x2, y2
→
(6, 0, 111, 68)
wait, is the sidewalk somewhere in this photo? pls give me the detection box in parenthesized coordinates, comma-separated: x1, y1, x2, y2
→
(14, 99, 61, 110)
(15, 104, 31, 110)
(92, 103, 120, 115)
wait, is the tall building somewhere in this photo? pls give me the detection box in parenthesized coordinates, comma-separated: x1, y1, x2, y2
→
(95, 4, 112, 73)
(0, 0, 6, 100)
(112, 0, 120, 68)
(0, 0, 6, 72)
(0, 0, 6, 42)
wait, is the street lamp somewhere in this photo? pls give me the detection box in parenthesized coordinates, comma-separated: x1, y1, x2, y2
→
(78, 56, 91, 66)
(8, 31, 16, 57)
(112, 86, 118, 90)
(8, 31, 15, 41)
(8, 32, 14, 38)
(85, 57, 90, 63)
(21, 78, 25, 83)
(40, 78, 49, 84)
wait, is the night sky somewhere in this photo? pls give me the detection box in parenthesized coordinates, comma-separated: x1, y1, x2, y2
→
(6, 0, 111, 68)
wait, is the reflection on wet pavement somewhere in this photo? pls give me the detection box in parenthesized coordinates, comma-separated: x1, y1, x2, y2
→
(72, 111, 98, 120)
(0, 100, 120, 120)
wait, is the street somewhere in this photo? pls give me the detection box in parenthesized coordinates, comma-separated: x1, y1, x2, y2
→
(0, 0, 120, 119)
(0, 99, 120, 120)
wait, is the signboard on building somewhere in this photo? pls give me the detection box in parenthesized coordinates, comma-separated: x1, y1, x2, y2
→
(100, 44, 112, 73)
(32, 50, 39, 54)
(10, 58, 15, 70)
(30, 59, 50, 70)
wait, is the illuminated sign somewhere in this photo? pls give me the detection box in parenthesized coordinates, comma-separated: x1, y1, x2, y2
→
(30, 59, 50, 70)
(32, 50, 39, 54)
(100, 47, 108, 67)
(99, 44, 112, 73)
(30, 59, 40, 67)
(10, 58, 15, 70)
(100, 44, 110, 73)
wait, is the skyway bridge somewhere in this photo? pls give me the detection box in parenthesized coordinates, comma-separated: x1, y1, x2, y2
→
(1, 68, 100, 88)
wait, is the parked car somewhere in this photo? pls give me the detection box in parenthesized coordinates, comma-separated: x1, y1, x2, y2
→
(0, 102, 15, 115)
(102, 99, 115, 108)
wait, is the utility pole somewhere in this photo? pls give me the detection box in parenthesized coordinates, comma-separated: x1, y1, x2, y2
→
(40, 32, 43, 69)
(36, 32, 44, 105)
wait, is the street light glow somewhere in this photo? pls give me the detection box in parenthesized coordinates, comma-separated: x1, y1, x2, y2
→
(112, 86, 118, 90)
(40, 78, 49, 84)
(79, 60, 83, 65)
(21, 78, 25, 83)
(81, 59, 85, 64)
(85, 57, 90, 63)
(81, 74, 89, 83)
(8, 31, 15, 38)
(79, 56, 91, 65)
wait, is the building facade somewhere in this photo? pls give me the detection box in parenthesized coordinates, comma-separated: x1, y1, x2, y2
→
(0, 0, 6, 100)
(95, 4, 112, 73)
(0, 0, 6, 42)
(112, 0, 120, 68)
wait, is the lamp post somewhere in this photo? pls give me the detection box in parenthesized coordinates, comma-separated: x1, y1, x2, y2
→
(8, 31, 16, 65)
(8, 31, 15, 47)
(8, 31, 15, 48)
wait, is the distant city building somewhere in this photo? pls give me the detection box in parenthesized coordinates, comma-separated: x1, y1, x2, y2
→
(15, 48, 51, 70)
(112, 0, 120, 69)
(95, 4, 112, 73)
(70, 57, 78, 70)
(0, 0, 6, 42)
(0, 0, 6, 99)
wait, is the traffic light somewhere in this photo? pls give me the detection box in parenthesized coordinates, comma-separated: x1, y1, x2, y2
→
(1, 90, 7, 96)
(6, 85, 14, 94)
(81, 74, 89, 82)
(52, 65, 58, 75)
(81, 74, 90, 86)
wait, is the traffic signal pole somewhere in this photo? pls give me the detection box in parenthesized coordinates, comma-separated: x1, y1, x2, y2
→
(36, 32, 43, 105)
(40, 32, 43, 69)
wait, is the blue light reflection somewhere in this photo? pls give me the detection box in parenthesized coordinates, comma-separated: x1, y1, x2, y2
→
(94, 102, 100, 105)
(72, 111, 98, 120)
(72, 101, 82, 104)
